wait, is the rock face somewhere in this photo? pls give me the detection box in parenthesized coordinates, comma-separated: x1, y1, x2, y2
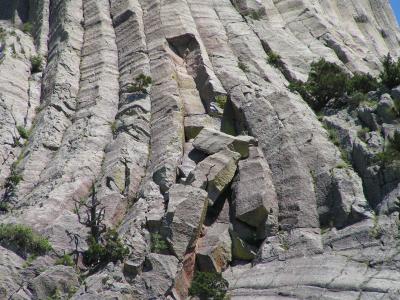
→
(0, 0, 399, 299)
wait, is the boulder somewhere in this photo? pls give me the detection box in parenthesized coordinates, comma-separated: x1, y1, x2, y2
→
(186, 149, 241, 204)
(196, 223, 232, 273)
(28, 266, 80, 300)
(142, 254, 179, 297)
(229, 230, 257, 261)
(193, 128, 256, 158)
(391, 85, 400, 101)
(232, 146, 278, 228)
(184, 115, 218, 140)
(330, 168, 373, 228)
(177, 143, 206, 181)
(163, 184, 208, 259)
(377, 94, 397, 123)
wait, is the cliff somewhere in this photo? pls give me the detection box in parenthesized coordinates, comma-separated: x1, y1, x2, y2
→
(0, 0, 400, 299)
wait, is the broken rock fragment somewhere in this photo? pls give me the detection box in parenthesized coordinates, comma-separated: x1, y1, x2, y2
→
(186, 149, 241, 204)
(193, 128, 256, 158)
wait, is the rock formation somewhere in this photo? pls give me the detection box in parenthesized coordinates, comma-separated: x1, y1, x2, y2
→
(0, 0, 399, 299)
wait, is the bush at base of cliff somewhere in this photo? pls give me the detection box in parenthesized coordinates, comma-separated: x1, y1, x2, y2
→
(0, 223, 52, 258)
(189, 272, 229, 300)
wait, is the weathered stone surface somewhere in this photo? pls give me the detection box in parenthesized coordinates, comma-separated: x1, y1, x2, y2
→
(193, 128, 256, 158)
(1, 0, 400, 298)
(197, 222, 232, 273)
(187, 149, 241, 204)
(232, 146, 278, 228)
(163, 184, 208, 259)
(28, 266, 79, 299)
(330, 168, 374, 228)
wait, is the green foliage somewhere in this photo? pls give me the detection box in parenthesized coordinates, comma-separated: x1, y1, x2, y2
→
(267, 51, 282, 68)
(127, 74, 152, 93)
(83, 229, 128, 268)
(189, 272, 229, 300)
(22, 22, 33, 35)
(357, 127, 370, 142)
(326, 128, 340, 146)
(0, 223, 52, 258)
(17, 125, 30, 139)
(306, 58, 349, 111)
(379, 53, 400, 89)
(0, 202, 10, 212)
(0, 27, 6, 43)
(347, 72, 379, 95)
(249, 10, 262, 20)
(375, 131, 400, 164)
(110, 121, 117, 135)
(347, 92, 368, 107)
(55, 254, 75, 267)
(215, 95, 228, 109)
(8, 170, 23, 186)
(151, 233, 168, 253)
(30, 55, 43, 73)
(238, 61, 249, 73)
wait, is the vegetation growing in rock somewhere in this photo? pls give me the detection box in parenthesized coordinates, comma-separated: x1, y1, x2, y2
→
(215, 95, 228, 109)
(267, 51, 282, 68)
(150, 232, 168, 253)
(380, 53, 400, 89)
(22, 22, 33, 35)
(17, 125, 30, 139)
(30, 55, 43, 73)
(238, 61, 249, 73)
(55, 254, 75, 267)
(127, 74, 153, 93)
(74, 185, 128, 269)
(189, 271, 229, 300)
(376, 130, 400, 164)
(0, 223, 52, 258)
(347, 73, 379, 95)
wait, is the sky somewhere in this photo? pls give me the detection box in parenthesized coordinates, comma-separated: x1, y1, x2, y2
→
(391, 0, 400, 24)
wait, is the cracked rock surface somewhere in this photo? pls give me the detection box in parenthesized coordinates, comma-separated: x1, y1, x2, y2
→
(0, 0, 399, 299)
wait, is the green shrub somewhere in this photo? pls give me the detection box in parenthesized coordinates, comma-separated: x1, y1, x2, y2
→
(267, 51, 282, 68)
(326, 128, 340, 146)
(83, 229, 128, 267)
(379, 53, 400, 89)
(306, 59, 349, 111)
(238, 61, 249, 73)
(0, 202, 10, 212)
(8, 170, 23, 186)
(347, 72, 379, 95)
(0, 224, 52, 258)
(55, 254, 75, 267)
(189, 272, 229, 300)
(215, 95, 228, 109)
(127, 74, 152, 93)
(151, 233, 168, 253)
(249, 11, 262, 20)
(347, 92, 368, 107)
(22, 22, 33, 35)
(17, 125, 30, 139)
(30, 55, 43, 73)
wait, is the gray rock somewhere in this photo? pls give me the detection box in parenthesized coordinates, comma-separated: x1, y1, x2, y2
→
(330, 168, 373, 228)
(197, 223, 232, 273)
(142, 254, 179, 297)
(377, 94, 397, 123)
(232, 146, 278, 228)
(28, 266, 79, 299)
(229, 230, 257, 261)
(187, 148, 241, 204)
(184, 114, 218, 140)
(163, 184, 208, 259)
(193, 128, 257, 158)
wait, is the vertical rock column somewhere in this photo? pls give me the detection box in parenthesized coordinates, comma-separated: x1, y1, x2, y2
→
(14, 0, 84, 200)
(3, 0, 120, 253)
